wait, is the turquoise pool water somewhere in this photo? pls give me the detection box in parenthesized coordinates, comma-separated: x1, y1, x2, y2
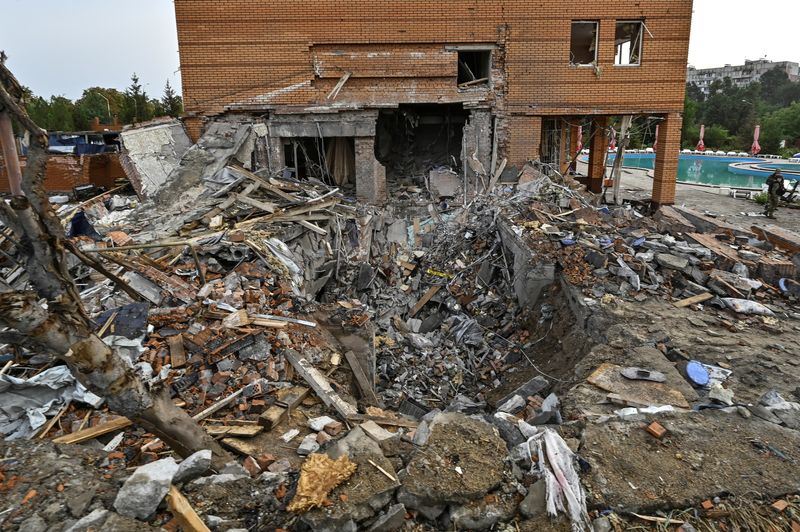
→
(608, 154, 767, 188)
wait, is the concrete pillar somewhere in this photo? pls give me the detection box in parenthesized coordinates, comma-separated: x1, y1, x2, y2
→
(267, 136, 285, 174)
(559, 122, 570, 175)
(0, 111, 23, 196)
(355, 136, 386, 204)
(587, 116, 608, 194)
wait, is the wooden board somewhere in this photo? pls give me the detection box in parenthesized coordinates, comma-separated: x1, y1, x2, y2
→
(204, 425, 263, 437)
(167, 334, 186, 368)
(52, 416, 132, 444)
(587, 363, 690, 409)
(221, 437, 267, 457)
(167, 485, 211, 532)
(751, 224, 800, 254)
(408, 285, 441, 318)
(673, 292, 714, 308)
(284, 349, 358, 419)
(257, 405, 287, 430)
(344, 350, 382, 407)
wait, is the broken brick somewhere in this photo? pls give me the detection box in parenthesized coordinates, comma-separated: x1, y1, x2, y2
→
(771, 500, 789, 512)
(255, 453, 277, 470)
(701, 500, 714, 510)
(243, 456, 262, 477)
(316, 431, 332, 445)
(324, 421, 344, 436)
(645, 421, 667, 439)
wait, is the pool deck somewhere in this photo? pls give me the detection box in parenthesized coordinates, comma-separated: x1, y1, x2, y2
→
(577, 162, 800, 234)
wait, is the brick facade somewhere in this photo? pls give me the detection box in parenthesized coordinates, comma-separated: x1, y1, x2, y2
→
(175, 0, 692, 203)
(0, 154, 125, 194)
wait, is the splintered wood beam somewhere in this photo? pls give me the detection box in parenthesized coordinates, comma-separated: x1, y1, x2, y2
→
(284, 349, 358, 419)
(166, 485, 211, 532)
(52, 416, 132, 444)
(408, 285, 441, 317)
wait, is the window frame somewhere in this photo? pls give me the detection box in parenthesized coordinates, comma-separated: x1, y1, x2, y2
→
(452, 47, 494, 89)
(570, 20, 600, 67)
(614, 20, 644, 67)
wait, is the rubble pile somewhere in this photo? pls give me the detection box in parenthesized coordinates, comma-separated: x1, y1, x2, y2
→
(2, 152, 800, 532)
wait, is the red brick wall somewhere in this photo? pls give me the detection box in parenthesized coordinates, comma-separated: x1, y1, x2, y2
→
(0, 153, 126, 194)
(174, 1, 692, 117)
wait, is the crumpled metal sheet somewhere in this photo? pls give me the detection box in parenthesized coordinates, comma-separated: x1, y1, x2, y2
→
(0, 365, 104, 441)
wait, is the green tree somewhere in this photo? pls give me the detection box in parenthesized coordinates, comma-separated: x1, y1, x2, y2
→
(122, 73, 152, 124)
(760, 102, 800, 154)
(47, 96, 76, 131)
(73, 88, 124, 130)
(703, 125, 732, 150)
(161, 80, 183, 117)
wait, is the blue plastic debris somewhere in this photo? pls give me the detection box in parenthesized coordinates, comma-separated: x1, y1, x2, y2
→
(561, 239, 577, 246)
(632, 237, 646, 247)
(686, 360, 710, 387)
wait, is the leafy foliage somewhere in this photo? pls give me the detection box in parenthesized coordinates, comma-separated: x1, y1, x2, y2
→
(23, 74, 182, 131)
(682, 67, 800, 153)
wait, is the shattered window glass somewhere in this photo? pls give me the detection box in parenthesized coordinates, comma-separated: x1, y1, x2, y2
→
(615, 21, 643, 66)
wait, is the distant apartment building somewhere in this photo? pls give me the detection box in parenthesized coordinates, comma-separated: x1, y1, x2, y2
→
(687, 59, 800, 95)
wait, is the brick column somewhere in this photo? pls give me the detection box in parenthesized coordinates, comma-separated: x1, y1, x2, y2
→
(587, 116, 608, 194)
(507, 115, 542, 167)
(355, 136, 386, 205)
(652, 113, 683, 206)
(181, 116, 206, 143)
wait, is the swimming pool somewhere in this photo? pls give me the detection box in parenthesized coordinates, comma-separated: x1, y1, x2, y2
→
(607, 154, 768, 188)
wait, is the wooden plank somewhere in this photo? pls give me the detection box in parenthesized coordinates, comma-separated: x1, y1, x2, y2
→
(52, 416, 132, 444)
(257, 405, 287, 430)
(166, 485, 211, 532)
(344, 350, 382, 407)
(220, 437, 265, 457)
(673, 292, 714, 308)
(204, 425, 263, 437)
(408, 285, 441, 318)
(235, 193, 276, 213)
(298, 220, 328, 235)
(167, 334, 186, 368)
(284, 349, 358, 420)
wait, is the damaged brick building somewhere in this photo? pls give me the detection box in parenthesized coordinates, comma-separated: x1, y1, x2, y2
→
(175, 0, 693, 205)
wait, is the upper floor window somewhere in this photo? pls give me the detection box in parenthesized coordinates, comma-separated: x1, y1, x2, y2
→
(570, 21, 598, 66)
(615, 21, 643, 66)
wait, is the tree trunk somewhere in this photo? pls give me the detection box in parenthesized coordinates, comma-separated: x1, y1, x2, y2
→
(0, 60, 233, 469)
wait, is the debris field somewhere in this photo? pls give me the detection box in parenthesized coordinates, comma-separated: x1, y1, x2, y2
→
(1, 120, 800, 532)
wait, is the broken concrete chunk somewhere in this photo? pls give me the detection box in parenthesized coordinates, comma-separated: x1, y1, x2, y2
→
(308, 415, 336, 432)
(367, 503, 406, 532)
(281, 428, 300, 442)
(63, 509, 109, 532)
(656, 253, 689, 270)
(298, 433, 321, 456)
(518, 479, 547, 518)
(497, 394, 526, 414)
(113, 457, 179, 520)
(360, 420, 398, 443)
(495, 375, 548, 408)
(173, 449, 212, 484)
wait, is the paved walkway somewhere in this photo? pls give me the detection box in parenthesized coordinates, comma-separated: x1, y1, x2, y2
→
(578, 163, 800, 234)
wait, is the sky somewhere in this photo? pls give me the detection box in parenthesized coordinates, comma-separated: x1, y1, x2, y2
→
(0, 0, 798, 100)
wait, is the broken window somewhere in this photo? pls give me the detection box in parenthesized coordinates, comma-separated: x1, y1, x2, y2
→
(615, 21, 643, 66)
(457, 50, 491, 87)
(570, 22, 598, 66)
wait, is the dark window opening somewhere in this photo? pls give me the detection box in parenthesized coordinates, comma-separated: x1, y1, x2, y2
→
(457, 50, 491, 87)
(375, 104, 468, 183)
(284, 137, 355, 186)
(570, 22, 598, 66)
(615, 21, 643, 66)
